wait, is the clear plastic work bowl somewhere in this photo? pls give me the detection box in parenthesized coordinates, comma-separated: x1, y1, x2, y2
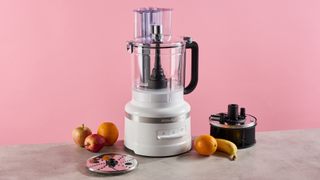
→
(127, 36, 188, 93)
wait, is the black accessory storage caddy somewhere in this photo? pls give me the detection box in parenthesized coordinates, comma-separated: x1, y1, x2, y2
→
(209, 104, 257, 149)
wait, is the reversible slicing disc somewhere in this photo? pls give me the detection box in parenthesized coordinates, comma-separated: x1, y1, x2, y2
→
(85, 153, 138, 174)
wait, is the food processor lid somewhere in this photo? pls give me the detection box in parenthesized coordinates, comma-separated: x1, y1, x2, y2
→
(210, 114, 257, 129)
(127, 36, 192, 54)
(133, 36, 185, 47)
(209, 104, 257, 129)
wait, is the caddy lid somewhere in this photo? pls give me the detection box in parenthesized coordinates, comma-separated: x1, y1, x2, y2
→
(209, 104, 257, 129)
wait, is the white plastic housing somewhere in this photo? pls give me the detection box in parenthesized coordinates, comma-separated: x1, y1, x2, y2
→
(124, 89, 191, 156)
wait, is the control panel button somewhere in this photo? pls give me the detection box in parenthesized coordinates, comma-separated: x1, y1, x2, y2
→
(158, 127, 187, 140)
(158, 135, 171, 140)
(157, 130, 169, 136)
(157, 130, 170, 140)
(169, 129, 181, 139)
(179, 127, 186, 134)
(169, 129, 179, 136)
(169, 133, 180, 139)
(179, 132, 187, 136)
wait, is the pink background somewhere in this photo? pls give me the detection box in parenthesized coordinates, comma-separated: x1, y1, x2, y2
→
(1, 0, 320, 146)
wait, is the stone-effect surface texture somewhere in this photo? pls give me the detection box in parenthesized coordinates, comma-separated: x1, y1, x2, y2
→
(1, 129, 320, 180)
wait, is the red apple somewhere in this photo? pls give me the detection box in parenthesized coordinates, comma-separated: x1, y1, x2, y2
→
(84, 134, 106, 152)
(72, 124, 92, 147)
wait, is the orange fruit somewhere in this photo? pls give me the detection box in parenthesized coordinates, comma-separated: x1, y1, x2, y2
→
(102, 155, 116, 160)
(97, 122, 119, 146)
(102, 155, 109, 160)
(194, 135, 217, 156)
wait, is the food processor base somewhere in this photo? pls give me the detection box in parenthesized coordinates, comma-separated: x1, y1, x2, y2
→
(124, 117, 192, 157)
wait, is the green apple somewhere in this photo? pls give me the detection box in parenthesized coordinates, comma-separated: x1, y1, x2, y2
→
(72, 124, 92, 147)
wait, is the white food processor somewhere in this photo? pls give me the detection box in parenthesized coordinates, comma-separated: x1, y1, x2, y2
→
(125, 7, 199, 157)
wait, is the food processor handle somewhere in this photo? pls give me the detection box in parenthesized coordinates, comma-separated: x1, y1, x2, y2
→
(184, 41, 199, 94)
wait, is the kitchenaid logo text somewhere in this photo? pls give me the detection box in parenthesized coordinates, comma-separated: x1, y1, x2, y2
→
(161, 116, 185, 122)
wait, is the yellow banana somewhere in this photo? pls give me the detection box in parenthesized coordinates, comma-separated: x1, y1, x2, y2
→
(215, 138, 238, 160)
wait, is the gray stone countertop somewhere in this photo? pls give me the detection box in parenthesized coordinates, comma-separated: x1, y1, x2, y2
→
(1, 128, 320, 180)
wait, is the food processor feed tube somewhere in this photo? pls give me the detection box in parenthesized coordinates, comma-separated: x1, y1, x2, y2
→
(125, 7, 199, 157)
